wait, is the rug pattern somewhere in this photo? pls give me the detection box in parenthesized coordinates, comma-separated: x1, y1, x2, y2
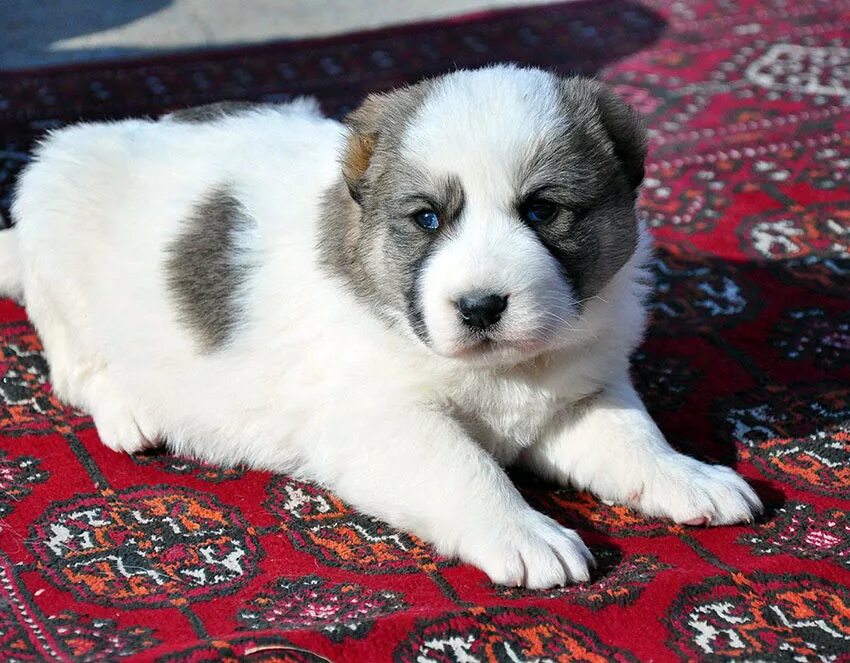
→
(1, 0, 849, 660)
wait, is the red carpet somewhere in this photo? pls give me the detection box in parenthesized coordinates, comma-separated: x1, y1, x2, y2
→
(1, 1, 849, 660)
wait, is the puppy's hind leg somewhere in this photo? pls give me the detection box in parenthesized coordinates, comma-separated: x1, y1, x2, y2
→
(34, 306, 156, 454)
(83, 367, 158, 454)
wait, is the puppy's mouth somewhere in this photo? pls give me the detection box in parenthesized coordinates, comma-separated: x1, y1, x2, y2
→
(451, 337, 497, 358)
(447, 334, 547, 360)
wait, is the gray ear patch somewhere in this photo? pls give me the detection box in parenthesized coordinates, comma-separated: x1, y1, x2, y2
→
(164, 187, 256, 352)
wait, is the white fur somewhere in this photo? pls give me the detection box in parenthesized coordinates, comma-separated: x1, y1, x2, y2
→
(0, 230, 23, 300)
(4, 66, 761, 588)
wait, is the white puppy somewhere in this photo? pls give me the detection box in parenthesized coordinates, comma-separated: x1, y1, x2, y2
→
(0, 65, 761, 588)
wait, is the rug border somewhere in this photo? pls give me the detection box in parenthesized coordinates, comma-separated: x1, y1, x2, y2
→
(0, 1, 588, 78)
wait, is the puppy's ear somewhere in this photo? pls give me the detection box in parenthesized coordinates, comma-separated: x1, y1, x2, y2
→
(341, 93, 390, 204)
(592, 82, 647, 191)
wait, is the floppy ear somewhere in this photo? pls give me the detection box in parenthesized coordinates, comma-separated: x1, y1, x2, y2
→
(593, 83, 647, 191)
(341, 93, 390, 204)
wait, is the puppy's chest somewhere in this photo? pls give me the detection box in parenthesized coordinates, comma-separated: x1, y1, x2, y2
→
(447, 377, 563, 462)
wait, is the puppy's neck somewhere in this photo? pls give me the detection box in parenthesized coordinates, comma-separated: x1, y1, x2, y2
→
(316, 179, 363, 279)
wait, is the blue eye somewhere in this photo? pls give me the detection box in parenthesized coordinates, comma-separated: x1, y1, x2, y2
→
(414, 209, 440, 231)
(521, 199, 558, 224)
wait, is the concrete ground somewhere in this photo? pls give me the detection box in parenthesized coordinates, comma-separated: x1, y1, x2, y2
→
(0, 0, 561, 70)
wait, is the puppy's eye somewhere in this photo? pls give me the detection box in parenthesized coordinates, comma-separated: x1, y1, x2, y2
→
(520, 199, 558, 224)
(414, 209, 440, 231)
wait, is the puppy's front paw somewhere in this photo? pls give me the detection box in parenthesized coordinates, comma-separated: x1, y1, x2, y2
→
(463, 509, 593, 589)
(635, 454, 763, 526)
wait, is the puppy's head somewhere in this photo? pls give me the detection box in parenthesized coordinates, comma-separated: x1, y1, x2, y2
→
(332, 65, 646, 365)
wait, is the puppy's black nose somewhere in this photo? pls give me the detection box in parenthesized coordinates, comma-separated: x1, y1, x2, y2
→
(456, 293, 508, 329)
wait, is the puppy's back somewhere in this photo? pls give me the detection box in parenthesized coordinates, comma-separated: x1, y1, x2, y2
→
(8, 102, 353, 463)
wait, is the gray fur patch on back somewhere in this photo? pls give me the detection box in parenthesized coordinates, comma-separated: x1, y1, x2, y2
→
(165, 101, 269, 123)
(165, 187, 256, 352)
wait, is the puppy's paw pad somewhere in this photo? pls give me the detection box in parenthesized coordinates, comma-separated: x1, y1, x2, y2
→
(467, 510, 592, 589)
(683, 516, 710, 526)
(638, 455, 763, 526)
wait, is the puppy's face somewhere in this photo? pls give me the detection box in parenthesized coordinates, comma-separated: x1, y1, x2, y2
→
(334, 66, 646, 365)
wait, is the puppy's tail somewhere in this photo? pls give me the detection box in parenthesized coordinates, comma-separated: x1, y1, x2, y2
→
(0, 227, 23, 301)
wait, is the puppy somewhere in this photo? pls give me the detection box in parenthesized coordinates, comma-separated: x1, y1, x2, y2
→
(0, 65, 761, 588)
